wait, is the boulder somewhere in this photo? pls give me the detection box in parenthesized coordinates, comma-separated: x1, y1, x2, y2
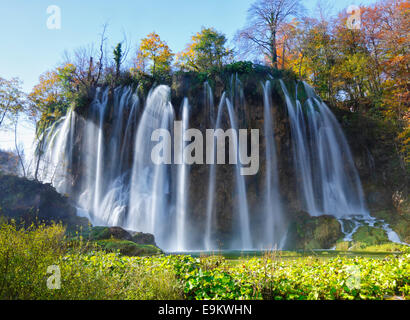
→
(96, 239, 162, 256)
(130, 231, 156, 246)
(0, 174, 89, 230)
(0, 151, 19, 175)
(83, 226, 161, 256)
(89, 226, 133, 241)
(286, 211, 343, 250)
(352, 226, 389, 246)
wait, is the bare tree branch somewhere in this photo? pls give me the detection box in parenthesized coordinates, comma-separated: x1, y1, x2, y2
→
(235, 0, 304, 67)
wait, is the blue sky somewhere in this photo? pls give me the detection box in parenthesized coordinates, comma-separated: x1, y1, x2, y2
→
(0, 0, 376, 152)
(1, 0, 377, 92)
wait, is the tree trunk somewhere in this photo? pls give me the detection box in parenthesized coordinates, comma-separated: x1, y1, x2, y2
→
(14, 117, 26, 177)
(271, 32, 278, 69)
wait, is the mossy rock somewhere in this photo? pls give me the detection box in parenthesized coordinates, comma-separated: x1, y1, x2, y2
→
(373, 207, 410, 244)
(286, 211, 343, 249)
(75, 226, 162, 256)
(131, 231, 156, 246)
(352, 226, 389, 246)
(96, 239, 162, 256)
(87, 226, 133, 241)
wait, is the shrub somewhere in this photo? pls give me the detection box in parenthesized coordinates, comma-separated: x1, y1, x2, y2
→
(0, 222, 182, 300)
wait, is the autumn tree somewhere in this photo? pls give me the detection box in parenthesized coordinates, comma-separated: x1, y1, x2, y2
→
(133, 32, 174, 78)
(28, 64, 79, 179)
(236, 0, 303, 68)
(0, 77, 26, 129)
(176, 27, 233, 72)
(28, 64, 76, 122)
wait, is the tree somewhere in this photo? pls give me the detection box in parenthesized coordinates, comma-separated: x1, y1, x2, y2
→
(13, 114, 26, 177)
(134, 32, 174, 78)
(60, 24, 108, 91)
(28, 65, 77, 180)
(113, 43, 123, 79)
(0, 77, 26, 129)
(112, 34, 130, 82)
(176, 27, 233, 72)
(28, 66, 74, 123)
(236, 0, 303, 68)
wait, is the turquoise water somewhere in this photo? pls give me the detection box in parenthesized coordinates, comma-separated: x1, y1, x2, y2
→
(165, 249, 401, 259)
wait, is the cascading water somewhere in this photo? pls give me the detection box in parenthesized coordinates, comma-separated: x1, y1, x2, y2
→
(204, 93, 225, 251)
(174, 98, 190, 251)
(280, 80, 368, 218)
(36, 77, 405, 252)
(280, 80, 403, 244)
(225, 97, 252, 249)
(37, 107, 76, 194)
(128, 85, 174, 249)
(262, 80, 285, 248)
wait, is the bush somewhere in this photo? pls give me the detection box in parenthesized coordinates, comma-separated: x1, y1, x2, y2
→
(0, 221, 407, 300)
(0, 222, 182, 299)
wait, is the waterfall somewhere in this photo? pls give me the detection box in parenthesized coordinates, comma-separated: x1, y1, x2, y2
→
(37, 108, 75, 194)
(225, 98, 252, 249)
(204, 93, 225, 251)
(36, 77, 400, 251)
(262, 80, 285, 248)
(175, 98, 190, 251)
(280, 80, 368, 218)
(128, 85, 174, 248)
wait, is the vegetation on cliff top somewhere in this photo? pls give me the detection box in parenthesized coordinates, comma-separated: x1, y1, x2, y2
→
(1, 0, 407, 177)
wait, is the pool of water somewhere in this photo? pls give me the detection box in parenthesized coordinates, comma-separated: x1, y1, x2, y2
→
(165, 249, 402, 259)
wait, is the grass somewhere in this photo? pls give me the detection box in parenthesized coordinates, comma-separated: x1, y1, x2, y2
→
(0, 221, 408, 300)
(0, 221, 183, 299)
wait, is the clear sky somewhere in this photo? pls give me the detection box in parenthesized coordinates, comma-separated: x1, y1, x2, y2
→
(0, 0, 377, 152)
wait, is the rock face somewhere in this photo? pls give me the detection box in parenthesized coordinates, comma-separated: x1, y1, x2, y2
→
(89, 226, 133, 241)
(0, 151, 19, 175)
(352, 226, 389, 246)
(332, 108, 409, 243)
(84, 226, 161, 256)
(286, 211, 343, 249)
(130, 231, 157, 246)
(0, 174, 89, 230)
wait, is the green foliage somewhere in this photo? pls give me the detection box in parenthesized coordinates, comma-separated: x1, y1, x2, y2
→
(352, 226, 389, 246)
(0, 77, 26, 129)
(113, 43, 123, 77)
(0, 222, 182, 299)
(95, 239, 161, 256)
(133, 32, 174, 81)
(171, 253, 410, 300)
(176, 27, 233, 72)
(0, 221, 408, 300)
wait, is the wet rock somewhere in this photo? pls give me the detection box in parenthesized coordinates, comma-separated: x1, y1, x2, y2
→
(130, 231, 156, 246)
(286, 211, 343, 250)
(0, 174, 89, 230)
(352, 226, 389, 246)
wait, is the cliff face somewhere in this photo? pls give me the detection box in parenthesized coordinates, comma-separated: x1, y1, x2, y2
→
(0, 174, 89, 230)
(53, 72, 407, 249)
(333, 108, 409, 243)
(0, 150, 19, 175)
